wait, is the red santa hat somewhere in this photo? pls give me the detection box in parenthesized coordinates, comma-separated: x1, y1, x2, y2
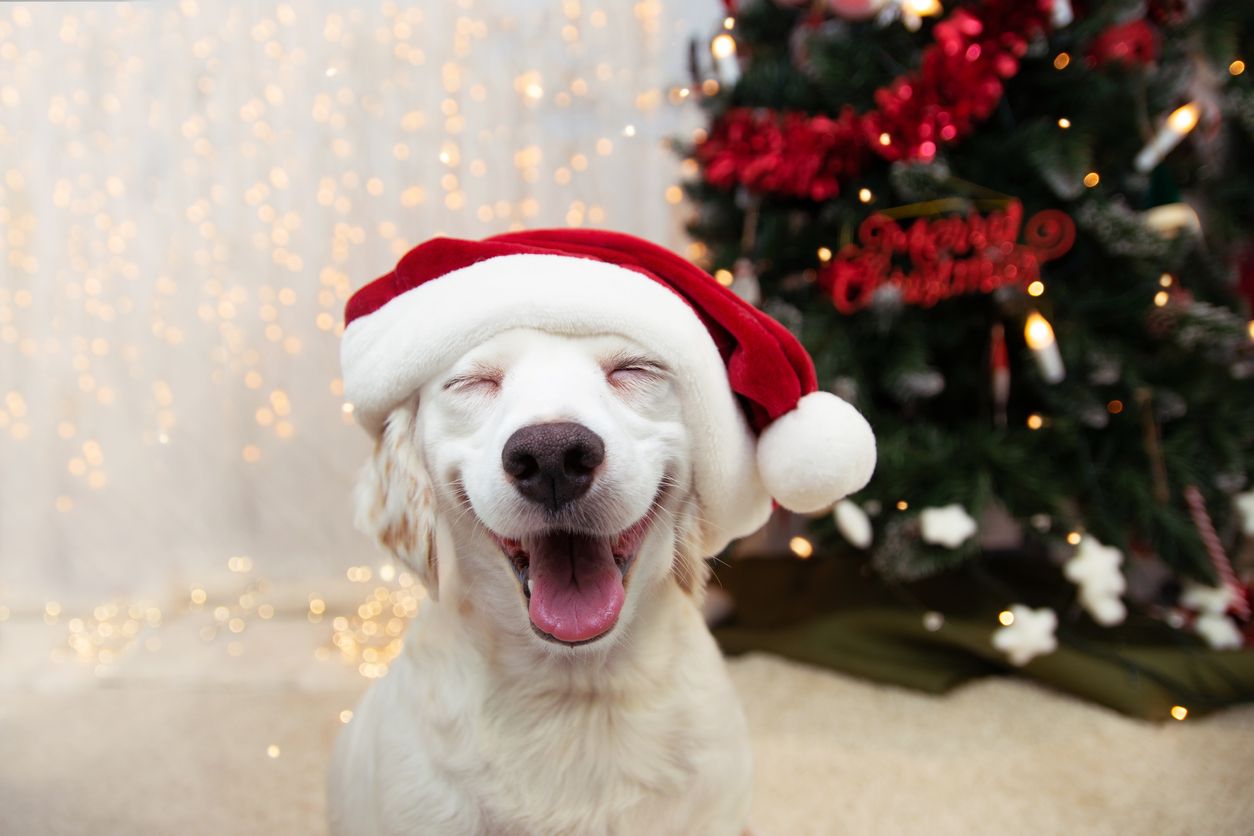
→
(342, 229, 875, 555)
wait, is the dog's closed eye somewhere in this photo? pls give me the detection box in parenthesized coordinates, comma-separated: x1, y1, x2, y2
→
(605, 354, 667, 388)
(442, 365, 503, 394)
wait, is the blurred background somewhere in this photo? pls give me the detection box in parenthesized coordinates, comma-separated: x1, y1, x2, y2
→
(2, 1, 1253, 834)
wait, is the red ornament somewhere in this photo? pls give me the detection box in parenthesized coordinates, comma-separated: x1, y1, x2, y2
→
(818, 201, 1076, 313)
(697, 0, 1056, 199)
(1087, 19, 1159, 68)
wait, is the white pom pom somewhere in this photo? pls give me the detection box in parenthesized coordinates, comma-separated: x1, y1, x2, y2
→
(757, 391, 876, 514)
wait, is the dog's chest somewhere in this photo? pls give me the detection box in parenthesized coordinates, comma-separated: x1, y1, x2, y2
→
(421, 672, 748, 834)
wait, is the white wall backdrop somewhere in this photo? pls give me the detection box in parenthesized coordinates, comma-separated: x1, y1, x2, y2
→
(0, 0, 719, 609)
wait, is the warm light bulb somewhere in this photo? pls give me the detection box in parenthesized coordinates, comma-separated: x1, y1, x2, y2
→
(723, 16, 735, 30)
(817, 246, 832, 262)
(903, 0, 942, 16)
(1159, 273, 1173, 287)
(1026, 413, 1044, 430)
(1057, 117, 1071, 129)
(1154, 290, 1169, 307)
(878, 132, 892, 146)
(1231, 60, 1246, 76)
(1167, 103, 1200, 134)
(1066, 531, 1082, 545)
(714, 269, 733, 287)
(1083, 171, 1100, 188)
(998, 610, 1015, 626)
(1027, 280, 1045, 297)
(1024, 312, 1056, 350)
(1170, 705, 1188, 721)
(789, 536, 814, 559)
(711, 33, 736, 60)
(858, 188, 873, 203)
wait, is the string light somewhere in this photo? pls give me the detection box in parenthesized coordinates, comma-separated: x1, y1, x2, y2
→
(1057, 117, 1071, 129)
(1027, 280, 1045, 297)
(817, 246, 833, 262)
(1154, 290, 1169, 307)
(896, 500, 909, 510)
(998, 610, 1016, 626)
(1027, 413, 1044, 430)
(1053, 52, 1070, 70)
(1107, 400, 1124, 414)
(903, 0, 942, 17)
(1231, 60, 1245, 76)
(1066, 531, 1082, 545)
(1024, 311, 1065, 383)
(1170, 705, 1188, 720)
(710, 33, 739, 85)
(858, 188, 873, 203)
(788, 536, 814, 559)
(1083, 171, 1100, 188)
(1135, 103, 1200, 172)
(1159, 273, 1173, 288)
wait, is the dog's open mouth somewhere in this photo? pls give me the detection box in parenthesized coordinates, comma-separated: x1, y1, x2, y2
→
(489, 516, 651, 646)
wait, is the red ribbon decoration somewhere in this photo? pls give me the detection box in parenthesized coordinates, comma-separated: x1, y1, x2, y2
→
(696, 0, 1055, 200)
(819, 201, 1076, 313)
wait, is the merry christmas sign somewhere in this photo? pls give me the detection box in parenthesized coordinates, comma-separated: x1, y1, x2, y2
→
(822, 200, 1076, 313)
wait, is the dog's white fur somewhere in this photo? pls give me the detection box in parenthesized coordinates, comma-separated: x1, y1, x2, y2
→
(329, 328, 753, 835)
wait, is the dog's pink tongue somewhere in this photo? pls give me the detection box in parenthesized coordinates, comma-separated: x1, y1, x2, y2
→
(527, 533, 624, 643)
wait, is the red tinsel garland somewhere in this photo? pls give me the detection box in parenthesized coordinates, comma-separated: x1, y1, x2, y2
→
(696, 0, 1055, 200)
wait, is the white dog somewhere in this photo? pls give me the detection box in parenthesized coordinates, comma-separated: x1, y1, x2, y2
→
(329, 328, 754, 835)
(330, 229, 876, 835)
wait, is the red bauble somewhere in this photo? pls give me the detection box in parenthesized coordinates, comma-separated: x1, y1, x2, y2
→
(1087, 19, 1160, 68)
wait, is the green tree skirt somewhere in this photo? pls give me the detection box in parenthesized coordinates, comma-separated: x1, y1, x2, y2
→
(711, 555, 1254, 720)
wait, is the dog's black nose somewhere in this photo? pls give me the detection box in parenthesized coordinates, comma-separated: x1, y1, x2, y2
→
(502, 422, 605, 511)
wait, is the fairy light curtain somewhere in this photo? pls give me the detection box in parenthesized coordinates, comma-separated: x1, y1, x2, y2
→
(0, 0, 717, 609)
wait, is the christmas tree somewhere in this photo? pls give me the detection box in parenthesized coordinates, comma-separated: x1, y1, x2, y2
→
(685, 0, 1254, 705)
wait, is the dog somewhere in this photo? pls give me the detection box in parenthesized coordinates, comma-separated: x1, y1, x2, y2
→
(329, 327, 754, 835)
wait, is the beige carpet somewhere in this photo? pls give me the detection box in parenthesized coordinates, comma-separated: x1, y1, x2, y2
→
(2, 653, 1252, 836)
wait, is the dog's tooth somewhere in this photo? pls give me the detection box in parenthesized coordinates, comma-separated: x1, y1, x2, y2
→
(526, 578, 533, 595)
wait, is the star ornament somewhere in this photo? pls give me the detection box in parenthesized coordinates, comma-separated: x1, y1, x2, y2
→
(919, 504, 977, 549)
(991, 604, 1058, 666)
(1196, 613, 1244, 650)
(833, 499, 873, 549)
(1180, 581, 1236, 615)
(1063, 536, 1127, 625)
(1236, 491, 1254, 537)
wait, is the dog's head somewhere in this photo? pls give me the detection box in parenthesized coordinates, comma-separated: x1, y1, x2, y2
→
(355, 327, 704, 651)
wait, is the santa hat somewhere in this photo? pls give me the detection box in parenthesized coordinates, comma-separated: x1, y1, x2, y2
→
(342, 229, 875, 555)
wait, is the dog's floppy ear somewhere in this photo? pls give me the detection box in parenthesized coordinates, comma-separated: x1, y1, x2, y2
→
(354, 403, 440, 600)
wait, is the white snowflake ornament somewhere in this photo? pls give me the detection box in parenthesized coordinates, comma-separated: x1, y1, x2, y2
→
(1236, 491, 1254, 537)
(1180, 581, 1236, 615)
(1195, 612, 1244, 650)
(833, 500, 873, 549)
(991, 605, 1058, 666)
(919, 504, 977, 549)
(1063, 536, 1127, 625)
(1079, 592, 1127, 627)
